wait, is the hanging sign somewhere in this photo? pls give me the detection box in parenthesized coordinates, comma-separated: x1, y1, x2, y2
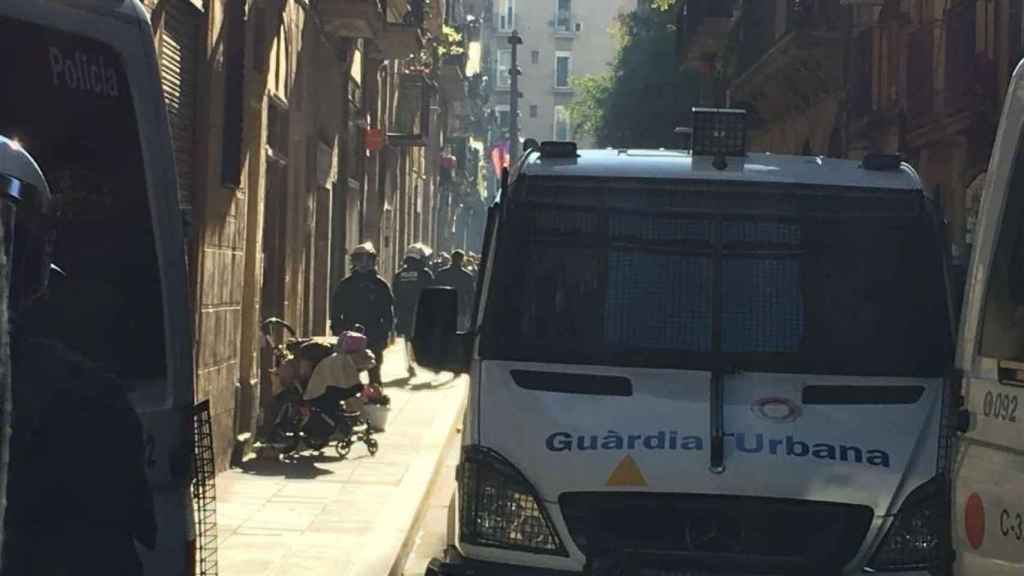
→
(365, 128, 385, 151)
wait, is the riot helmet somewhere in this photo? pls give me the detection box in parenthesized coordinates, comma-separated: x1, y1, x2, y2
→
(0, 136, 54, 317)
(350, 241, 377, 273)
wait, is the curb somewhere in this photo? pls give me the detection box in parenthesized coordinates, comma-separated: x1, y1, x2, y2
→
(347, 375, 468, 576)
(389, 397, 465, 576)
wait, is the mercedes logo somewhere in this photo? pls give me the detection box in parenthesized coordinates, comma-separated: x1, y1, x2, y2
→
(751, 397, 801, 423)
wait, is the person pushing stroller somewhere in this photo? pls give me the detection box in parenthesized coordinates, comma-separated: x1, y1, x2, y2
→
(302, 326, 377, 420)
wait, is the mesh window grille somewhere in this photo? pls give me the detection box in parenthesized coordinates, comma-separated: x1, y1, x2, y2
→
(192, 400, 218, 576)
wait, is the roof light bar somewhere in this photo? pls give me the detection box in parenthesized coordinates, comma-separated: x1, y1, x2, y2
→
(862, 153, 903, 171)
(691, 107, 747, 158)
(539, 141, 578, 159)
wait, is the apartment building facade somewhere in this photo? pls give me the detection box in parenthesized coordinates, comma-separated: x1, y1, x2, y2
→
(679, 0, 1019, 282)
(485, 0, 636, 148)
(144, 0, 473, 472)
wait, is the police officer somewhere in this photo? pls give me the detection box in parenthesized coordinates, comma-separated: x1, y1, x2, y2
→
(393, 244, 434, 377)
(0, 135, 156, 575)
(434, 249, 476, 332)
(330, 242, 394, 385)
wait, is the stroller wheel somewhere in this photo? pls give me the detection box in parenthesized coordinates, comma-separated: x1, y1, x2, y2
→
(271, 429, 300, 454)
(366, 438, 379, 456)
(335, 439, 352, 459)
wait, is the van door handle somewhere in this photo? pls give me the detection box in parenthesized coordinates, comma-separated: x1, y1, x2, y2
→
(955, 408, 971, 434)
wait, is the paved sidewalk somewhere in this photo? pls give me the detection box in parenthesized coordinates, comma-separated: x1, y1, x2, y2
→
(215, 340, 467, 576)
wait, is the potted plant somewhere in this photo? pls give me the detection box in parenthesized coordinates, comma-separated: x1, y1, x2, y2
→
(361, 384, 391, 432)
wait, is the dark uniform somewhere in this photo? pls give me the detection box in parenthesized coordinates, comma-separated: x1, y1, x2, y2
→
(330, 270, 394, 384)
(393, 259, 435, 338)
(434, 264, 476, 331)
(3, 336, 157, 576)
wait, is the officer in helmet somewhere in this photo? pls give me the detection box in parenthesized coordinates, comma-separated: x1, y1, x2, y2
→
(0, 135, 156, 575)
(330, 242, 394, 386)
(393, 243, 435, 378)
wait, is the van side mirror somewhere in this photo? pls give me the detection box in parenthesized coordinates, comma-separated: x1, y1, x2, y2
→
(413, 287, 472, 373)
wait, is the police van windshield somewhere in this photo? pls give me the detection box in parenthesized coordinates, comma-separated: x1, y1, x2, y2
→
(0, 16, 168, 388)
(482, 178, 952, 377)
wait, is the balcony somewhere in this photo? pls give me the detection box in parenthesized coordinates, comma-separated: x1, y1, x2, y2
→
(319, 0, 385, 39)
(727, 1, 844, 123)
(553, 10, 576, 37)
(677, 0, 739, 69)
(374, 0, 426, 59)
(389, 73, 436, 146)
(439, 52, 467, 102)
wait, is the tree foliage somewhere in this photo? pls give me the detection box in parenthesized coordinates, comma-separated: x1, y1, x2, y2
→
(568, 74, 613, 142)
(569, 6, 699, 148)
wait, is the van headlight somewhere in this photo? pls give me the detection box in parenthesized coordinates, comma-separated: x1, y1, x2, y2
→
(866, 477, 949, 573)
(458, 445, 567, 555)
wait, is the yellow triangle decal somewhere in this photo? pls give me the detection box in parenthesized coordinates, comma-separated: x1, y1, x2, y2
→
(606, 454, 648, 487)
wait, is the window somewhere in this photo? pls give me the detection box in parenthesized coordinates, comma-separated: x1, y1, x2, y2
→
(555, 52, 572, 89)
(553, 106, 570, 140)
(980, 131, 1024, 360)
(496, 49, 512, 89)
(555, 0, 572, 32)
(482, 180, 952, 377)
(531, 50, 540, 64)
(530, 104, 538, 118)
(0, 16, 168, 385)
(495, 105, 511, 130)
(497, 0, 516, 32)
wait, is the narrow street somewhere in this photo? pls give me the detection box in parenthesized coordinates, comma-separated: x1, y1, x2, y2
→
(214, 342, 467, 576)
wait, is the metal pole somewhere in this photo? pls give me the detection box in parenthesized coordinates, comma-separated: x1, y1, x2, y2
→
(508, 32, 524, 164)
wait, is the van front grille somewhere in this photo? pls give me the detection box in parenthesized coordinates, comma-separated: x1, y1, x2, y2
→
(560, 493, 873, 575)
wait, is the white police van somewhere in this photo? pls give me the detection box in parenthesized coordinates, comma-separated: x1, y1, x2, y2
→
(414, 108, 958, 576)
(951, 58, 1024, 575)
(1, 1, 196, 573)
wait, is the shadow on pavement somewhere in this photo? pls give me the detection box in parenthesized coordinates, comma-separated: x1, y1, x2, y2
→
(409, 373, 459, 391)
(382, 375, 412, 389)
(237, 453, 337, 480)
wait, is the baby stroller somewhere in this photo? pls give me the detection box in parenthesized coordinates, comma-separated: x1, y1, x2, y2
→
(260, 317, 379, 458)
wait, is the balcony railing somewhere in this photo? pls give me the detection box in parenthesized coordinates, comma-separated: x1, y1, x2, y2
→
(682, 0, 735, 33)
(319, 0, 385, 39)
(376, 0, 425, 60)
(678, 0, 738, 67)
(400, 0, 425, 26)
(554, 9, 575, 35)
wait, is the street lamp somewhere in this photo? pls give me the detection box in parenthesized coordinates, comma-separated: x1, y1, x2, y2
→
(507, 32, 524, 164)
